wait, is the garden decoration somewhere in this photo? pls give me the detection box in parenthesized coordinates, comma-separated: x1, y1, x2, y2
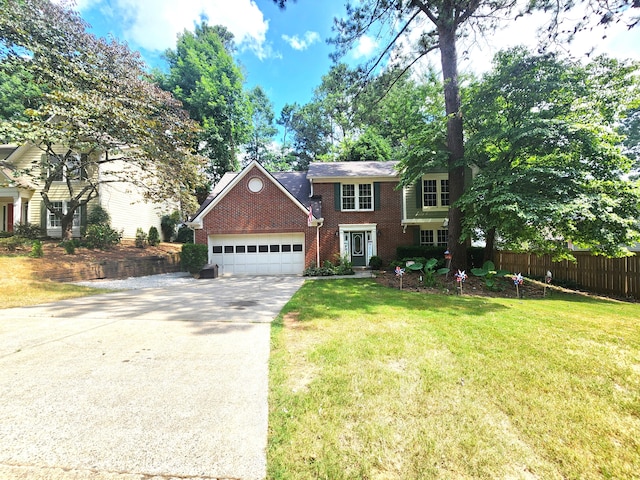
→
(513, 273, 524, 298)
(471, 260, 510, 291)
(544, 270, 553, 297)
(395, 265, 405, 289)
(444, 250, 452, 277)
(455, 269, 467, 295)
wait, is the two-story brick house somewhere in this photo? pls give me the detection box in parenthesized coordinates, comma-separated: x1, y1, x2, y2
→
(188, 160, 451, 275)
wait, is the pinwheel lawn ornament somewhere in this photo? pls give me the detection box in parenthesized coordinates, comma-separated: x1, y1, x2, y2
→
(544, 270, 552, 297)
(395, 265, 405, 289)
(513, 273, 524, 298)
(455, 269, 467, 295)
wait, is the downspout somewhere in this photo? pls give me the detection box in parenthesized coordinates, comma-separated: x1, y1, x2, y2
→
(316, 221, 322, 267)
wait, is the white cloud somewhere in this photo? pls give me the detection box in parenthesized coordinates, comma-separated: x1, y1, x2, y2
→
(281, 31, 321, 51)
(83, 0, 272, 59)
(353, 35, 378, 59)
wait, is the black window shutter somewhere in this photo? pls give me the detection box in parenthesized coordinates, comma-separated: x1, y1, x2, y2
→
(374, 182, 380, 211)
(334, 183, 341, 210)
(80, 204, 87, 228)
(40, 201, 47, 230)
(413, 226, 420, 245)
(415, 180, 423, 209)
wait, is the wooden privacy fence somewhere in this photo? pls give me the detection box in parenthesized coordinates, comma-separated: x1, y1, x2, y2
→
(494, 251, 640, 300)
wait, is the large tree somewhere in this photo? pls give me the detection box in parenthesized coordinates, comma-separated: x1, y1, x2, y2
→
(245, 85, 278, 165)
(159, 23, 252, 184)
(460, 48, 640, 260)
(0, 0, 204, 240)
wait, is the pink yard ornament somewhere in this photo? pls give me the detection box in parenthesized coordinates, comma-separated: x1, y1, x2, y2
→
(455, 269, 467, 294)
(513, 273, 524, 298)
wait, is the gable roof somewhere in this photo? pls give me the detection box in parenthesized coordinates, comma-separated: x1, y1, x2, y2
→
(189, 160, 316, 227)
(307, 161, 399, 180)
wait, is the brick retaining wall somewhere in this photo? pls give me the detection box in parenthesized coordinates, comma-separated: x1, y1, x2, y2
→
(39, 253, 182, 283)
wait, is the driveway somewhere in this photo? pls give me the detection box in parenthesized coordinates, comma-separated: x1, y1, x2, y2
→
(0, 274, 305, 480)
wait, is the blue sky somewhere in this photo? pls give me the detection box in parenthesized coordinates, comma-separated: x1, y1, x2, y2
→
(70, 0, 640, 121)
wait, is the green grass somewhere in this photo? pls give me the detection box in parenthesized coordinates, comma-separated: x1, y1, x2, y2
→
(0, 256, 110, 308)
(268, 279, 640, 479)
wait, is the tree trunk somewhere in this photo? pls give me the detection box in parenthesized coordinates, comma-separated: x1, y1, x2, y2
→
(61, 214, 73, 241)
(438, 23, 468, 270)
(484, 227, 496, 264)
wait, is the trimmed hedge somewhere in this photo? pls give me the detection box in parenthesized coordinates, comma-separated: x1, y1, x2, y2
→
(181, 243, 208, 274)
(395, 245, 485, 269)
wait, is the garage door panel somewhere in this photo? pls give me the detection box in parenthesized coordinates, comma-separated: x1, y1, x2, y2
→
(208, 233, 305, 275)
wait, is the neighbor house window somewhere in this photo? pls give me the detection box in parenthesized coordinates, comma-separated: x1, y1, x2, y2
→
(47, 201, 81, 228)
(421, 175, 450, 208)
(437, 229, 448, 247)
(420, 230, 434, 245)
(342, 183, 373, 211)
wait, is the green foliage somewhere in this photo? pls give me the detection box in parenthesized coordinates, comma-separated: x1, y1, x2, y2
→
(471, 260, 510, 290)
(88, 205, 111, 226)
(29, 239, 43, 258)
(181, 243, 208, 274)
(160, 211, 181, 242)
(368, 255, 383, 270)
(0, 236, 28, 252)
(246, 85, 278, 164)
(303, 255, 355, 276)
(340, 128, 392, 162)
(148, 226, 160, 246)
(397, 245, 448, 262)
(175, 225, 194, 244)
(460, 48, 640, 259)
(13, 223, 44, 240)
(0, 59, 44, 122)
(83, 224, 122, 250)
(60, 240, 76, 254)
(406, 258, 450, 287)
(135, 228, 148, 248)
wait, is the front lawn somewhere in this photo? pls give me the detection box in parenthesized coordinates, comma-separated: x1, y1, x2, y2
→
(269, 279, 640, 479)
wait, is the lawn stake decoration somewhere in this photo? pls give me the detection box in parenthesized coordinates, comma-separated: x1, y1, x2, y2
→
(395, 265, 405, 290)
(513, 273, 524, 298)
(544, 270, 552, 297)
(455, 269, 467, 295)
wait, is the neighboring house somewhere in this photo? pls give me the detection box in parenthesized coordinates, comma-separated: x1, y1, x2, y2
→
(0, 142, 175, 239)
(188, 160, 451, 275)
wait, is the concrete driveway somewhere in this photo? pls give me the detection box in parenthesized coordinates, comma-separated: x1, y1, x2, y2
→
(0, 275, 304, 480)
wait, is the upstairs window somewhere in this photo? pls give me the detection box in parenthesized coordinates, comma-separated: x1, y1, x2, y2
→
(342, 183, 373, 211)
(46, 153, 88, 181)
(420, 175, 449, 209)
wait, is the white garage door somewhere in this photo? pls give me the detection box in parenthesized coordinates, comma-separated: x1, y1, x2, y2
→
(208, 233, 305, 275)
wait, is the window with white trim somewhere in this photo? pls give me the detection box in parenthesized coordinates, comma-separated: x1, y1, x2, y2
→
(342, 183, 373, 211)
(47, 201, 81, 228)
(47, 153, 88, 181)
(421, 175, 450, 208)
(420, 229, 449, 247)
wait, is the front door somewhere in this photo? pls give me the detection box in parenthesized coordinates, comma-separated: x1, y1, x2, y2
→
(350, 231, 366, 267)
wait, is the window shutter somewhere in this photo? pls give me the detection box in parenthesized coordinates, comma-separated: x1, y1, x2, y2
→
(413, 227, 420, 245)
(334, 183, 341, 211)
(374, 182, 380, 211)
(415, 180, 422, 209)
(80, 204, 87, 228)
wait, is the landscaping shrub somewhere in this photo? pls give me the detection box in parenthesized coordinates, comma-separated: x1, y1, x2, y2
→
(135, 228, 148, 248)
(176, 225, 194, 243)
(148, 226, 160, 246)
(88, 205, 111, 225)
(29, 239, 43, 258)
(60, 240, 76, 254)
(181, 243, 208, 274)
(369, 255, 383, 270)
(0, 236, 28, 252)
(160, 211, 181, 242)
(14, 222, 44, 239)
(83, 224, 122, 250)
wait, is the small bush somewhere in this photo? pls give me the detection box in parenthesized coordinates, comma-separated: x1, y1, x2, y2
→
(135, 228, 148, 248)
(176, 225, 194, 243)
(29, 239, 44, 258)
(181, 243, 208, 274)
(0, 236, 28, 252)
(368, 255, 383, 270)
(60, 240, 76, 254)
(88, 205, 111, 226)
(14, 223, 44, 240)
(83, 224, 122, 250)
(148, 226, 160, 246)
